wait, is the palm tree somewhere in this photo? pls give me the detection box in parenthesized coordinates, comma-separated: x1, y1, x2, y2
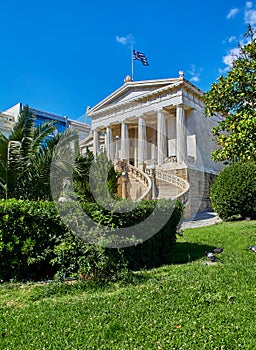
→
(73, 150, 119, 203)
(0, 106, 57, 200)
(0, 106, 119, 202)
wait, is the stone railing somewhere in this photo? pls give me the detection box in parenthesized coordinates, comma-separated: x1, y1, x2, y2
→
(145, 168, 190, 204)
(127, 164, 152, 201)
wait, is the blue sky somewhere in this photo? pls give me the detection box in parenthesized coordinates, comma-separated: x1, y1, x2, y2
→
(0, 0, 255, 121)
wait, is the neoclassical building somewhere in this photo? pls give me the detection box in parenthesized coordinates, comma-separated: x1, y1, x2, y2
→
(81, 73, 222, 215)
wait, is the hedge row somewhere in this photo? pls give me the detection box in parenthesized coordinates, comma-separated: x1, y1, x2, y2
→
(0, 200, 67, 281)
(0, 199, 183, 281)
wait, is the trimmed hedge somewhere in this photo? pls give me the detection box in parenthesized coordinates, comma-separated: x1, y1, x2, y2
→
(0, 199, 183, 281)
(53, 199, 183, 278)
(0, 199, 67, 281)
(79, 199, 183, 270)
(210, 161, 256, 220)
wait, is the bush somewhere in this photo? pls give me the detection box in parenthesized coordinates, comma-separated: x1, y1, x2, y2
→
(122, 199, 183, 269)
(67, 199, 183, 270)
(0, 199, 67, 281)
(35, 199, 183, 280)
(52, 231, 128, 282)
(0, 198, 183, 282)
(210, 161, 256, 220)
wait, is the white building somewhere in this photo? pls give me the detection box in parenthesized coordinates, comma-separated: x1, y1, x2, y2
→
(82, 73, 222, 215)
(68, 118, 91, 141)
(0, 111, 16, 138)
(0, 103, 91, 141)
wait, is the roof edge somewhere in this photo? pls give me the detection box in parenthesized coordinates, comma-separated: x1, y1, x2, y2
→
(87, 77, 184, 115)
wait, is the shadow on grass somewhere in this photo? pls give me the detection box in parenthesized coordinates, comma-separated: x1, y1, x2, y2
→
(22, 242, 218, 301)
(171, 242, 216, 264)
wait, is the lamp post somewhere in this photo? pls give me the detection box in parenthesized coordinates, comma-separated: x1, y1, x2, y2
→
(151, 166, 157, 199)
(121, 160, 128, 199)
(115, 135, 119, 163)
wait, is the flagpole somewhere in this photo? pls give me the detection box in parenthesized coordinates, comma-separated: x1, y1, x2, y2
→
(131, 43, 134, 81)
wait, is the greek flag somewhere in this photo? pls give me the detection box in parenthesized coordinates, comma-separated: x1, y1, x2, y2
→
(133, 49, 149, 66)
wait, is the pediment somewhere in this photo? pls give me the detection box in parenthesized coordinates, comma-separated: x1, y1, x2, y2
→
(87, 78, 182, 115)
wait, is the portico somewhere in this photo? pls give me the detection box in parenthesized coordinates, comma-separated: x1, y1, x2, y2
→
(91, 101, 189, 169)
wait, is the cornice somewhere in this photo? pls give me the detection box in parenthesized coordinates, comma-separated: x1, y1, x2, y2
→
(87, 78, 182, 115)
(88, 78, 204, 120)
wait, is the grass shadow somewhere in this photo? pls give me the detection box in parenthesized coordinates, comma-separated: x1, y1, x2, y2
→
(171, 242, 216, 264)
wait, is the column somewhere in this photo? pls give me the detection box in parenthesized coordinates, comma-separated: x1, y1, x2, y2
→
(121, 121, 129, 160)
(157, 110, 167, 166)
(151, 127, 157, 164)
(92, 130, 100, 157)
(134, 127, 138, 168)
(138, 115, 147, 169)
(176, 104, 187, 164)
(105, 126, 114, 160)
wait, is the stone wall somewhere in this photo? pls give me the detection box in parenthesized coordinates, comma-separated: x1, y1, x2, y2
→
(163, 166, 216, 215)
(179, 168, 216, 215)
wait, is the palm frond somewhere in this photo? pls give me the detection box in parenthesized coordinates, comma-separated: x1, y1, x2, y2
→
(0, 132, 9, 198)
(10, 106, 35, 141)
(32, 121, 56, 152)
(6, 141, 23, 198)
(1, 110, 82, 200)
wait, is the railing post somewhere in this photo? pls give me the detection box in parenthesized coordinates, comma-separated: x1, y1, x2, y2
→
(151, 166, 157, 200)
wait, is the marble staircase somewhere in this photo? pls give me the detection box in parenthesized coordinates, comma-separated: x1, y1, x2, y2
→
(125, 164, 190, 205)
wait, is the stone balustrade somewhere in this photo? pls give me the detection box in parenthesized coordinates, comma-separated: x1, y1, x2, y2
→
(145, 168, 190, 204)
(127, 164, 152, 201)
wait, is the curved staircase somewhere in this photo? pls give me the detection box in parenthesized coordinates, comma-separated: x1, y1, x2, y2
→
(127, 164, 152, 201)
(126, 164, 190, 205)
(153, 169, 190, 204)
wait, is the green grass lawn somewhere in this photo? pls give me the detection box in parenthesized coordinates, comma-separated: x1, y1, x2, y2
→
(0, 220, 256, 350)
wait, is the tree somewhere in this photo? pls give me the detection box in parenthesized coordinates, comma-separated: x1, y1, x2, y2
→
(204, 25, 256, 162)
(73, 149, 119, 203)
(73, 148, 95, 201)
(0, 106, 58, 200)
(0, 106, 119, 202)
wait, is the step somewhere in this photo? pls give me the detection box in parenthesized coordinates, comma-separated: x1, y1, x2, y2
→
(127, 174, 148, 200)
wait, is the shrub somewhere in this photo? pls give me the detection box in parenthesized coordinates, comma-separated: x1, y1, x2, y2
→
(210, 161, 256, 220)
(49, 199, 183, 278)
(0, 199, 67, 281)
(122, 199, 183, 269)
(0, 198, 183, 282)
(70, 199, 183, 270)
(52, 231, 127, 282)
